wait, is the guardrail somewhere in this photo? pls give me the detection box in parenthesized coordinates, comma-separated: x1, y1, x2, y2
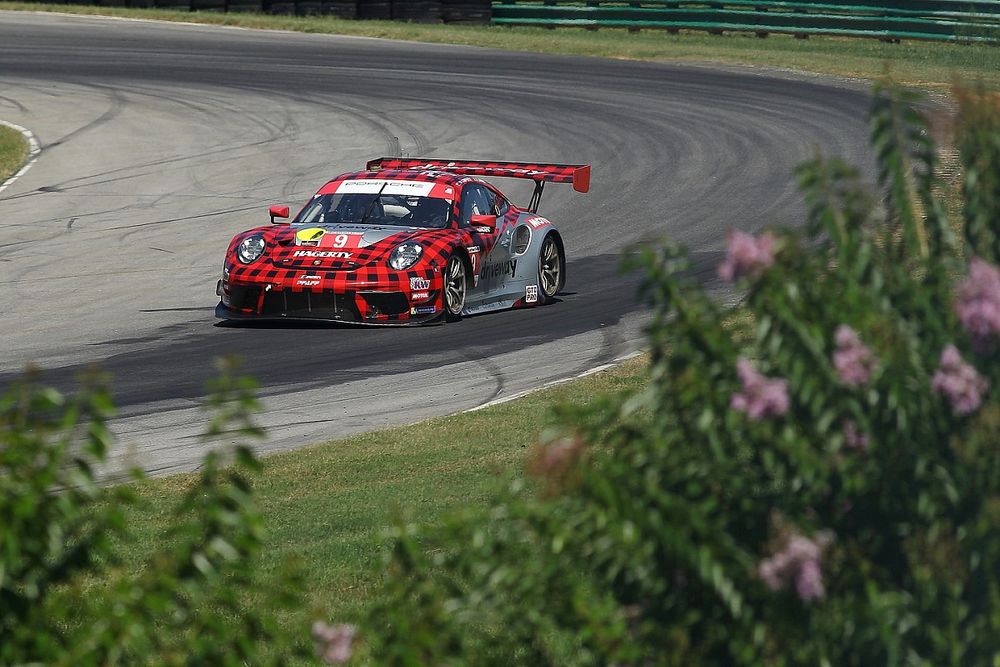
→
(490, 0, 1000, 42)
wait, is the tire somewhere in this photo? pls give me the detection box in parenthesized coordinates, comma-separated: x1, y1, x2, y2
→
(296, 0, 321, 14)
(538, 234, 564, 304)
(321, 0, 356, 18)
(264, 0, 295, 13)
(357, 0, 391, 19)
(227, 0, 263, 12)
(443, 254, 467, 322)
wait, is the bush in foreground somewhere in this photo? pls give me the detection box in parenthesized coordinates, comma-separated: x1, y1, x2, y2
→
(352, 84, 1000, 665)
(0, 361, 310, 665)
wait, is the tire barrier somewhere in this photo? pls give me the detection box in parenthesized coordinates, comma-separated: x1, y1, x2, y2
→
(296, 0, 321, 14)
(262, 0, 295, 12)
(356, 0, 391, 19)
(154, 0, 193, 9)
(227, 0, 264, 12)
(191, 0, 226, 10)
(392, 0, 442, 22)
(442, 0, 490, 24)
(18, 0, 492, 22)
(322, 0, 356, 18)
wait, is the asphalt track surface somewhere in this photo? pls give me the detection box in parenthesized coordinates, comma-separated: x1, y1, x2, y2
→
(0, 12, 873, 475)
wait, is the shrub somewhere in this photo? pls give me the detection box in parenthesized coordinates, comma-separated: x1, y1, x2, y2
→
(355, 83, 1000, 665)
(0, 360, 310, 665)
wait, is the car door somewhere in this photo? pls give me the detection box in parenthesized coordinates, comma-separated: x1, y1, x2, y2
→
(459, 183, 511, 297)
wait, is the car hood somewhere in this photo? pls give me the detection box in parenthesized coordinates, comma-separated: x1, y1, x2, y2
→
(268, 224, 419, 271)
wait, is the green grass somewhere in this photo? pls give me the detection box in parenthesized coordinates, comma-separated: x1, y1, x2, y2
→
(0, 123, 28, 183)
(116, 356, 648, 624)
(3, 2, 1000, 89)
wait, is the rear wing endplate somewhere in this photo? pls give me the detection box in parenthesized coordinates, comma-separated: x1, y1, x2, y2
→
(365, 157, 591, 213)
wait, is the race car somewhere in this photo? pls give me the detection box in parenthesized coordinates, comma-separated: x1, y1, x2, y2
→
(215, 157, 591, 325)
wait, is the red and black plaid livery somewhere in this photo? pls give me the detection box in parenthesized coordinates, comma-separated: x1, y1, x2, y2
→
(365, 158, 591, 193)
(221, 225, 475, 324)
(217, 160, 585, 325)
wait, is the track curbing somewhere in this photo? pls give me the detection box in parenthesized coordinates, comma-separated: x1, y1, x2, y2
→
(464, 349, 644, 414)
(0, 120, 41, 196)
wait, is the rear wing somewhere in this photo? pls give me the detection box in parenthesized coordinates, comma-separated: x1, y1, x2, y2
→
(365, 157, 590, 213)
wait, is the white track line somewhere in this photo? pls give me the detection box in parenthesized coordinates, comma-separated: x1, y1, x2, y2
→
(0, 120, 41, 196)
(465, 350, 644, 413)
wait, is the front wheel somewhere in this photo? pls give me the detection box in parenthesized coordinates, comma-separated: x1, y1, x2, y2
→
(538, 234, 565, 304)
(443, 254, 467, 322)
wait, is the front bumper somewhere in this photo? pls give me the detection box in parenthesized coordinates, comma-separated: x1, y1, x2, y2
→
(215, 269, 442, 325)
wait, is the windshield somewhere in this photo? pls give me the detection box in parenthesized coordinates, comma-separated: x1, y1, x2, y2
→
(294, 193, 452, 229)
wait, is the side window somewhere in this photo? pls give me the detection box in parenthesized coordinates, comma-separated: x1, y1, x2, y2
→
(494, 193, 509, 217)
(459, 184, 495, 227)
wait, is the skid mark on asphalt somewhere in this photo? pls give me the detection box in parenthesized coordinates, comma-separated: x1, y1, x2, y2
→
(41, 86, 125, 151)
(461, 350, 507, 407)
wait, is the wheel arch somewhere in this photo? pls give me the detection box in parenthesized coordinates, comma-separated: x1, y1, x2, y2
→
(449, 243, 475, 285)
(540, 229, 566, 293)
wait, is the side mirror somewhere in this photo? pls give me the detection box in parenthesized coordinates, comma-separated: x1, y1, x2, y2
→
(269, 205, 290, 224)
(469, 214, 497, 232)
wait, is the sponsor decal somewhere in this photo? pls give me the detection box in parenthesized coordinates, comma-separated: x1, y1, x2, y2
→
(292, 250, 352, 259)
(526, 216, 551, 229)
(466, 245, 481, 254)
(473, 226, 492, 234)
(525, 284, 538, 303)
(321, 232, 362, 249)
(411, 305, 437, 315)
(410, 277, 431, 291)
(296, 227, 326, 244)
(480, 259, 517, 280)
(337, 179, 435, 196)
(411, 291, 430, 301)
(296, 274, 322, 287)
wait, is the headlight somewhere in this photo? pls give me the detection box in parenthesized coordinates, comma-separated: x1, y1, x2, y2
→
(512, 226, 531, 255)
(236, 234, 266, 264)
(388, 242, 423, 270)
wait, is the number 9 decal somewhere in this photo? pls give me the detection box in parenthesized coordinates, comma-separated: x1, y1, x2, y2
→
(333, 234, 349, 248)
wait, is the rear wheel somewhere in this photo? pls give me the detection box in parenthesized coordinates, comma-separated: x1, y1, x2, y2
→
(444, 254, 467, 322)
(538, 235, 564, 304)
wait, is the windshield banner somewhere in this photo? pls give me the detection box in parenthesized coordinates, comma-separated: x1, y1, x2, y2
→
(336, 179, 435, 196)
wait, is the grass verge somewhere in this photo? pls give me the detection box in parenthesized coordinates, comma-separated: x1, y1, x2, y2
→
(0, 123, 29, 183)
(116, 356, 648, 625)
(2, 2, 1000, 89)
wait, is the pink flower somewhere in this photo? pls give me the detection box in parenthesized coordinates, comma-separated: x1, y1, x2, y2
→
(718, 230, 776, 282)
(956, 257, 1000, 349)
(312, 622, 356, 665)
(932, 344, 989, 415)
(795, 559, 826, 601)
(842, 420, 869, 452)
(757, 530, 834, 602)
(731, 358, 789, 420)
(832, 325, 877, 386)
